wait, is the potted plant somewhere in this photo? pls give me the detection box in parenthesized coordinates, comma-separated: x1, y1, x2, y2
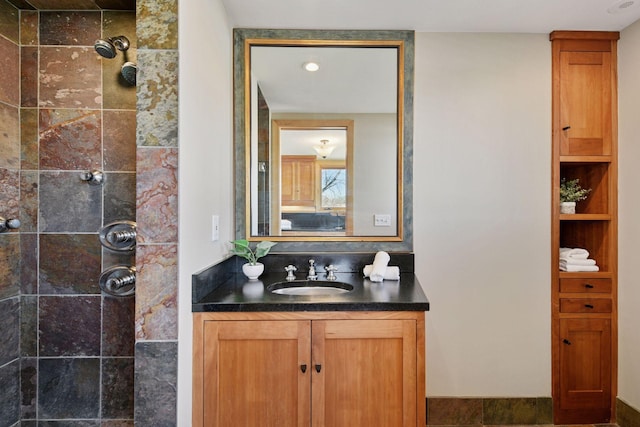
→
(230, 239, 277, 280)
(560, 178, 591, 214)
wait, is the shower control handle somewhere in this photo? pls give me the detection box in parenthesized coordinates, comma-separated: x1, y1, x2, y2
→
(80, 170, 104, 186)
(0, 217, 21, 233)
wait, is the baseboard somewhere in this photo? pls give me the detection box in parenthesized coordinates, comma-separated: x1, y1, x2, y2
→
(617, 398, 640, 427)
(427, 397, 553, 425)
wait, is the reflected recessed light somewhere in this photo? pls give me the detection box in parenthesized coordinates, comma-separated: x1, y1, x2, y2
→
(303, 62, 320, 72)
(608, 0, 638, 14)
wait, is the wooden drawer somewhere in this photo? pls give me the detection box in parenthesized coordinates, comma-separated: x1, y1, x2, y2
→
(559, 278, 612, 294)
(560, 298, 612, 313)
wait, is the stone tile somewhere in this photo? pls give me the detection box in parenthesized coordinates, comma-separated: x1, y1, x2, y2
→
(134, 341, 177, 426)
(39, 234, 101, 294)
(39, 171, 102, 232)
(19, 171, 38, 232)
(102, 357, 134, 419)
(135, 244, 177, 340)
(483, 397, 537, 425)
(136, 50, 178, 147)
(0, 28, 19, 106)
(137, 0, 177, 49)
(0, 297, 19, 366)
(136, 147, 178, 243)
(0, 103, 19, 169)
(20, 108, 38, 170)
(0, 167, 19, 218)
(102, 248, 135, 270)
(39, 109, 101, 171)
(39, 11, 101, 46)
(27, 0, 99, 9)
(103, 12, 137, 110)
(96, 0, 135, 10)
(20, 233, 37, 294)
(617, 398, 640, 427)
(536, 397, 553, 424)
(100, 420, 134, 427)
(104, 110, 136, 171)
(38, 422, 99, 427)
(20, 10, 38, 46)
(105, 172, 136, 223)
(0, 359, 20, 425)
(0, 0, 19, 43)
(20, 296, 37, 356)
(0, 233, 20, 299)
(39, 47, 101, 109)
(20, 357, 37, 419)
(21, 46, 38, 107)
(38, 357, 100, 419)
(427, 397, 482, 425)
(102, 294, 135, 356)
(39, 295, 101, 356)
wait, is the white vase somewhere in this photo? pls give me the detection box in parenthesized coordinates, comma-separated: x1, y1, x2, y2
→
(560, 201, 576, 214)
(242, 262, 264, 280)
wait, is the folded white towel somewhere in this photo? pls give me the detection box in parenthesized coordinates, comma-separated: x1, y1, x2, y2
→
(368, 251, 390, 282)
(559, 264, 599, 272)
(363, 265, 400, 281)
(559, 258, 596, 266)
(560, 247, 589, 259)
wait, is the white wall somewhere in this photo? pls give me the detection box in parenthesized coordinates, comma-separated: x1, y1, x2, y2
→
(413, 33, 552, 396)
(618, 19, 640, 411)
(177, 0, 233, 423)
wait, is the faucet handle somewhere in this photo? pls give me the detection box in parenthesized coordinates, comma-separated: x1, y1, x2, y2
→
(325, 265, 338, 281)
(284, 265, 297, 281)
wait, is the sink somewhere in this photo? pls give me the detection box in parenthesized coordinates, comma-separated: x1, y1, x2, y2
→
(267, 280, 354, 296)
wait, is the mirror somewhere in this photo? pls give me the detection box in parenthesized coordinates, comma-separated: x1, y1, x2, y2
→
(234, 29, 414, 252)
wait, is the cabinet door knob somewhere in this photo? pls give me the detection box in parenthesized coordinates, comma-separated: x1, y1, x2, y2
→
(584, 283, 594, 289)
(300, 364, 307, 373)
(585, 304, 594, 309)
(562, 126, 571, 131)
(315, 364, 322, 373)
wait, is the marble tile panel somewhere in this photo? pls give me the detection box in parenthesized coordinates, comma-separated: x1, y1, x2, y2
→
(102, 294, 135, 356)
(100, 420, 134, 427)
(20, 233, 37, 294)
(21, 46, 38, 107)
(39, 47, 101, 109)
(38, 422, 99, 427)
(27, 0, 99, 9)
(104, 172, 136, 223)
(20, 108, 38, 170)
(536, 397, 553, 424)
(0, 28, 19, 107)
(0, 360, 20, 425)
(39, 295, 101, 356)
(40, 11, 101, 46)
(0, 167, 19, 218)
(136, 147, 178, 244)
(136, 0, 177, 49)
(20, 10, 38, 46)
(427, 397, 482, 425)
(483, 397, 537, 425)
(39, 234, 101, 294)
(20, 357, 37, 419)
(39, 109, 101, 171)
(134, 341, 177, 426)
(0, 297, 19, 366)
(136, 50, 178, 147)
(0, 103, 19, 169)
(0, 233, 20, 299)
(39, 171, 102, 232)
(19, 171, 38, 232)
(6, 0, 34, 9)
(0, 0, 19, 43)
(38, 357, 100, 419)
(103, 110, 136, 171)
(102, 357, 134, 419)
(135, 244, 177, 340)
(20, 296, 37, 356)
(97, 0, 135, 10)
(617, 398, 640, 427)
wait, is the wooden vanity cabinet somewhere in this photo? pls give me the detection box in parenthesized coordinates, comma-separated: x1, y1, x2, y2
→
(550, 31, 619, 424)
(193, 311, 425, 427)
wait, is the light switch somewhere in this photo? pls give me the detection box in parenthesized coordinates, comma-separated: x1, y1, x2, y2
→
(374, 214, 391, 227)
(212, 215, 220, 241)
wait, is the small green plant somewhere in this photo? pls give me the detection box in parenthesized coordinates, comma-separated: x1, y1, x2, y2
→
(560, 178, 591, 203)
(230, 239, 276, 265)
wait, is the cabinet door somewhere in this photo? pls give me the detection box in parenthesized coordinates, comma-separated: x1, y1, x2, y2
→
(282, 156, 316, 207)
(558, 317, 611, 422)
(311, 319, 417, 427)
(202, 320, 311, 427)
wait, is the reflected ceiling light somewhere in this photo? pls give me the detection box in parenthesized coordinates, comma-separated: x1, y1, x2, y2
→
(303, 61, 320, 72)
(313, 139, 334, 158)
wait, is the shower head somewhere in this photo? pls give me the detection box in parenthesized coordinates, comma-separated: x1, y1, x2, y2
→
(121, 62, 137, 86)
(94, 35, 130, 59)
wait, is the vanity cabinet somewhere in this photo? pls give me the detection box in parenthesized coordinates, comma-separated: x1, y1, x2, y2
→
(550, 31, 618, 424)
(193, 311, 425, 427)
(281, 155, 316, 208)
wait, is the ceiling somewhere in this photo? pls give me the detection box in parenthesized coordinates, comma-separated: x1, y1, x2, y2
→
(221, 0, 640, 33)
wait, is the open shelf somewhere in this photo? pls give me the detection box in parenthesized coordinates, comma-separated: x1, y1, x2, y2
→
(560, 220, 611, 272)
(560, 162, 611, 215)
(560, 214, 611, 221)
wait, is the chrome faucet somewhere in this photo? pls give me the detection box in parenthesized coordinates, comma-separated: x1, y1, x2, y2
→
(325, 265, 338, 281)
(284, 265, 297, 281)
(307, 259, 318, 280)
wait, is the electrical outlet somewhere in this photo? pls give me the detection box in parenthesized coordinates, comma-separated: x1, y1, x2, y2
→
(211, 215, 220, 241)
(374, 214, 392, 227)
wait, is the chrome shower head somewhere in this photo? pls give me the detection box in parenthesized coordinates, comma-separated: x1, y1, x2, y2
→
(121, 62, 137, 86)
(94, 35, 131, 59)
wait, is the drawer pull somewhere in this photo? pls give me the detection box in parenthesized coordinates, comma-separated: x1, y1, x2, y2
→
(563, 339, 571, 345)
(562, 126, 571, 131)
(315, 364, 322, 373)
(300, 364, 307, 373)
(585, 304, 594, 309)
(584, 283, 594, 289)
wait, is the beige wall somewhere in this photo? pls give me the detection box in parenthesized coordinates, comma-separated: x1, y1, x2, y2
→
(618, 18, 640, 411)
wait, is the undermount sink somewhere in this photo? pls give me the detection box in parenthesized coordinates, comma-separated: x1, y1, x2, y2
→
(267, 280, 354, 296)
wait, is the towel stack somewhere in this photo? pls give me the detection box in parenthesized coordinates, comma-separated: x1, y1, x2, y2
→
(559, 247, 599, 272)
(363, 251, 400, 282)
